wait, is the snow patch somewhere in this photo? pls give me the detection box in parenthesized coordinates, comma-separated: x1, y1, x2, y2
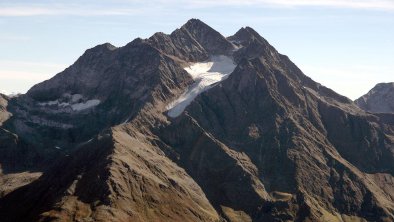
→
(39, 100, 59, 106)
(167, 55, 236, 118)
(59, 102, 70, 107)
(122, 116, 132, 124)
(229, 40, 243, 51)
(71, 94, 83, 103)
(71, 99, 100, 111)
(38, 94, 100, 111)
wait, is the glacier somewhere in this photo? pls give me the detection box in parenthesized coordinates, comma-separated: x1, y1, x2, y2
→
(167, 55, 236, 118)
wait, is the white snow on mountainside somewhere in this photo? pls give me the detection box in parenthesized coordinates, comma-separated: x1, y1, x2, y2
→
(38, 94, 101, 111)
(167, 55, 236, 117)
(71, 99, 100, 111)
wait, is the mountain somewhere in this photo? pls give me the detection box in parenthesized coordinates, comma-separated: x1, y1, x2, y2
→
(0, 19, 393, 222)
(355, 82, 394, 113)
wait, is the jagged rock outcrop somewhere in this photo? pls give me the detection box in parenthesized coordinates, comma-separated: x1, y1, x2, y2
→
(355, 82, 394, 113)
(0, 94, 10, 125)
(0, 19, 393, 222)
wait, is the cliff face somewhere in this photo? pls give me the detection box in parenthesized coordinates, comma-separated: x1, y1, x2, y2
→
(0, 19, 393, 222)
(355, 82, 394, 113)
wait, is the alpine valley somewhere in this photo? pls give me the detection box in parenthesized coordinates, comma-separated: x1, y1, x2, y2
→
(0, 19, 393, 222)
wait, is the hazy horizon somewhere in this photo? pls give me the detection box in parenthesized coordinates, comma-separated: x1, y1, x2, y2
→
(1, 0, 393, 100)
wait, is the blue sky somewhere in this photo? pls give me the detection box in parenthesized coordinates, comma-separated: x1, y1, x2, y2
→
(0, 0, 393, 99)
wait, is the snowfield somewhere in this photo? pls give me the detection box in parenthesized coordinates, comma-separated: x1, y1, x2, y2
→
(167, 55, 236, 117)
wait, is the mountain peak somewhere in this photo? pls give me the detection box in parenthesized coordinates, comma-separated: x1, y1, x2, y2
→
(181, 18, 218, 36)
(88, 42, 117, 52)
(355, 82, 394, 113)
(182, 18, 206, 28)
(180, 18, 212, 36)
(76, 43, 117, 64)
(179, 18, 234, 55)
(229, 26, 267, 45)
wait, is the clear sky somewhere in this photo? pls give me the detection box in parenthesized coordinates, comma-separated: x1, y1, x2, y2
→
(0, 0, 393, 99)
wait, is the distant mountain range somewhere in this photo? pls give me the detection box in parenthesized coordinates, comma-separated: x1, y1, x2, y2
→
(0, 19, 393, 222)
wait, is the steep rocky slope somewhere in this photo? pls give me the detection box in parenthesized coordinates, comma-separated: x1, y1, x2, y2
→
(355, 82, 394, 113)
(0, 19, 393, 222)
